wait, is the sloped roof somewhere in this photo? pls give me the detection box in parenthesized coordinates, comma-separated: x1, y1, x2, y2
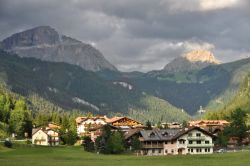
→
(188, 120, 230, 126)
(140, 129, 181, 141)
(139, 127, 215, 141)
(106, 116, 143, 126)
(75, 116, 108, 124)
(124, 128, 143, 140)
(32, 128, 48, 136)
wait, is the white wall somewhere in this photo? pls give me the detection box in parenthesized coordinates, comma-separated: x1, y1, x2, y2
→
(32, 130, 48, 146)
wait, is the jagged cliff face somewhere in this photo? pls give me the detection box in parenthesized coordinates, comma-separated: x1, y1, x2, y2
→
(163, 50, 220, 73)
(1, 26, 117, 72)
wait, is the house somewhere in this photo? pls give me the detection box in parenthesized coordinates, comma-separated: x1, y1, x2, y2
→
(126, 127, 216, 156)
(188, 120, 230, 135)
(106, 116, 144, 131)
(188, 120, 229, 129)
(76, 116, 107, 136)
(32, 128, 60, 146)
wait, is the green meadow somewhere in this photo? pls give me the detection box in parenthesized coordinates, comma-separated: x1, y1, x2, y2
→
(0, 146, 250, 166)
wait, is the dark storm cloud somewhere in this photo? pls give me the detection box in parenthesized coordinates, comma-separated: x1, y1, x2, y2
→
(0, 0, 249, 72)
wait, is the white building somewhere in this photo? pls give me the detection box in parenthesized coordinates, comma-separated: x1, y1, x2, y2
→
(32, 128, 60, 146)
(132, 127, 215, 156)
(75, 116, 107, 136)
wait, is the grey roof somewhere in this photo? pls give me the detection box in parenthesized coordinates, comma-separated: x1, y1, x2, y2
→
(139, 127, 215, 141)
(140, 129, 182, 141)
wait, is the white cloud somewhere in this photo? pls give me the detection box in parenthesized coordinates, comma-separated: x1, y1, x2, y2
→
(200, 0, 239, 11)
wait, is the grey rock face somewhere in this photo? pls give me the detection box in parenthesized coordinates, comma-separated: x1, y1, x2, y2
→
(1, 26, 117, 72)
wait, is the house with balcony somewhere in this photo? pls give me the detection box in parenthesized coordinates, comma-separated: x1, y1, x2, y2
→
(32, 128, 60, 146)
(76, 116, 108, 136)
(127, 126, 216, 156)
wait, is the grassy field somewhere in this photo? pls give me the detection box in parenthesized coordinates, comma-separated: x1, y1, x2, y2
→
(0, 146, 250, 166)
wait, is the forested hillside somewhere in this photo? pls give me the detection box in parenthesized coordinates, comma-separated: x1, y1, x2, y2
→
(205, 73, 250, 120)
(0, 50, 189, 124)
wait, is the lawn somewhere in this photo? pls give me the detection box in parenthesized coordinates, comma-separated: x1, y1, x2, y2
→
(0, 146, 250, 166)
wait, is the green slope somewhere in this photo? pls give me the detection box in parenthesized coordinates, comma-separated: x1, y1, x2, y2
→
(205, 72, 250, 119)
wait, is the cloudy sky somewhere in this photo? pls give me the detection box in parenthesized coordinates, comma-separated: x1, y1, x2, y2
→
(0, 0, 250, 72)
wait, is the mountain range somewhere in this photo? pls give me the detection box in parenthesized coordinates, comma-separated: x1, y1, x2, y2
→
(1, 26, 250, 122)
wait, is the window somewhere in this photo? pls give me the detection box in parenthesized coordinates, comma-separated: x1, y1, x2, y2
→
(165, 141, 168, 144)
(205, 148, 207, 152)
(208, 148, 210, 152)
(152, 149, 155, 153)
(162, 132, 168, 137)
(197, 140, 201, 144)
(179, 140, 184, 144)
(188, 149, 190, 152)
(171, 141, 174, 144)
(191, 149, 193, 153)
(188, 133, 192, 137)
(165, 149, 168, 154)
(196, 133, 201, 137)
(149, 132, 156, 138)
(171, 149, 174, 153)
(158, 149, 161, 153)
(189, 140, 193, 144)
(205, 141, 210, 144)
(196, 148, 202, 153)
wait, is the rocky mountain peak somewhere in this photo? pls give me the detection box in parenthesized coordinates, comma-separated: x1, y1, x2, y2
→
(2, 26, 60, 49)
(1, 26, 117, 72)
(184, 50, 220, 64)
(163, 50, 220, 73)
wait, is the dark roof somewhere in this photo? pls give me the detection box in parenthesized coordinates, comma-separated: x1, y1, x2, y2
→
(124, 128, 143, 140)
(139, 127, 216, 141)
(140, 129, 182, 141)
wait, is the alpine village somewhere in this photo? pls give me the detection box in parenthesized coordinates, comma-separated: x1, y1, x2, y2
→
(1, 26, 250, 157)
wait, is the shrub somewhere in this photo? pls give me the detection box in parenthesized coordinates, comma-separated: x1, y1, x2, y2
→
(4, 140, 12, 148)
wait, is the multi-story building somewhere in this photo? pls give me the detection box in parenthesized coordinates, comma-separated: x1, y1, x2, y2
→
(76, 116, 107, 136)
(188, 120, 230, 136)
(127, 127, 216, 156)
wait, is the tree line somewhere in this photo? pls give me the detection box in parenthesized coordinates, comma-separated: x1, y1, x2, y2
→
(0, 91, 85, 145)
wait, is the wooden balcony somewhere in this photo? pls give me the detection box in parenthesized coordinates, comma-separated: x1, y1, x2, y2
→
(187, 144, 214, 148)
(187, 136, 206, 140)
(142, 143, 164, 149)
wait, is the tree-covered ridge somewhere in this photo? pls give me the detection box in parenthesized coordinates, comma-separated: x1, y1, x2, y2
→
(0, 50, 189, 123)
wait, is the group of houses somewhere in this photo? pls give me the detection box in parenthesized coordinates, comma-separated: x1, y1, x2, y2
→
(31, 116, 234, 156)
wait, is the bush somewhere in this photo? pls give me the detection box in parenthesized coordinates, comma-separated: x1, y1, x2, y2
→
(82, 136, 95, 152)
(4, 140, 12, 148)
(61, 130, 77, 145)
(26, 139, 32, 144)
